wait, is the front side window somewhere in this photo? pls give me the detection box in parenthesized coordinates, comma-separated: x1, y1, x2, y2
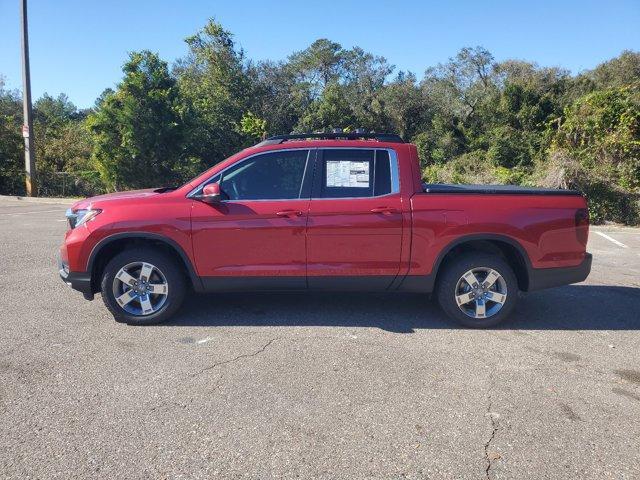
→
(319, 149, 393, 198)
(219, 150, 309, 200)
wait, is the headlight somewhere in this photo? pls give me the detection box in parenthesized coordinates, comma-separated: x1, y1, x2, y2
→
(66, 208, 102, 228)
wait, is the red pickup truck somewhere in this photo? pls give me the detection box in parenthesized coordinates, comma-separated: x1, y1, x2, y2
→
(58, 133, 591, 327)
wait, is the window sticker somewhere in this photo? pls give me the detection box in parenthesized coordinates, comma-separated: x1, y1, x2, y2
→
(326, 161, 370, 188)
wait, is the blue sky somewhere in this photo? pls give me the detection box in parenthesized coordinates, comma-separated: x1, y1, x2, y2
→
(1, 0, 639, 108)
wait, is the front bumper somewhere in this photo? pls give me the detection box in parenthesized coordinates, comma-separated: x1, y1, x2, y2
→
(527, 253, 592, 292)
(58, 255, 94, 300)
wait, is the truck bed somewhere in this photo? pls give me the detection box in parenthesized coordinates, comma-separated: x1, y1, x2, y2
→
(422, 183, 582, 196)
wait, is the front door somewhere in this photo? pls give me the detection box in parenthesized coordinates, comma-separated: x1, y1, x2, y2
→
(306, 148, 404, 290)
(191, 149, 313, 290)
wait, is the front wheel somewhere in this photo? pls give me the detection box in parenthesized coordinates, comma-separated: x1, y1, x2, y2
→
(436, 253, 518, 328)
(101, 247, 186, 325)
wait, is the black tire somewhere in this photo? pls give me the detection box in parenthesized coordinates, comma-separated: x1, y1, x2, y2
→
(100, 247, 186, 325)
(436, 253, 518, 328)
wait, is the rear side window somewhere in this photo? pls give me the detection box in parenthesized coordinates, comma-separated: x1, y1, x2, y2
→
(219, 150, 309, 200)
(374, 150, 391, 196)
(318, 149, 393, 198)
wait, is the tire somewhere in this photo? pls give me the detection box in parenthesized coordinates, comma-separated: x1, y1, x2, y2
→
(100, 247, 186, 325)
(436, 253, 518, 328)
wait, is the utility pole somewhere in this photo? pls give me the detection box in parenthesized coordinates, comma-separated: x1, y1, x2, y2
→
(20, 0, 37, 196)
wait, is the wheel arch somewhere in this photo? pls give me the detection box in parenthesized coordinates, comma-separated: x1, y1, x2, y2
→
(432, 234, 532, 292)
(87, 232, 202, 293)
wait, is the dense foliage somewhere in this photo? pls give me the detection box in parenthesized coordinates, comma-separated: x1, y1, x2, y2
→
(0, 20, 638, 223)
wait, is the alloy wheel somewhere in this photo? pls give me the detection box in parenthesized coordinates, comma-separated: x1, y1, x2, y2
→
(112, 262, 169, 316)
(454, 267, 507, 319)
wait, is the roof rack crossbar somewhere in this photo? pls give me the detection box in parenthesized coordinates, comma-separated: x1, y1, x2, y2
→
(256, 132, 404, 146)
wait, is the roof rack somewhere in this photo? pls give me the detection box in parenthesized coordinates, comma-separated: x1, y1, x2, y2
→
(255, 132, 404, 147)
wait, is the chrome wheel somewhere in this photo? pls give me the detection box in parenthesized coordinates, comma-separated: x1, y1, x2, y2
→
(455, 267, 507, 319)
(112, 262, 169, 316)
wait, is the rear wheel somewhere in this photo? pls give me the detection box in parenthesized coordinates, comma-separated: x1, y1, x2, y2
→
(101, 248, 186, 325)
(436, 253, 518, 328)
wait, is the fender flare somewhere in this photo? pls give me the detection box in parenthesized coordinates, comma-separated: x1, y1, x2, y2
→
(396, 233, 533, 293)
(87, 232, 203, 292)
(431, 233, 532, 289)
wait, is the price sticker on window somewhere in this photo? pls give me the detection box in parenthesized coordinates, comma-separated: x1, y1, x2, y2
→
(326, 161, 370, 188)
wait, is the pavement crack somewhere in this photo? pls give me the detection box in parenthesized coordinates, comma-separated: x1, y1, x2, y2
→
(192, 337, 279, 377)
(484, 373, 499, 480)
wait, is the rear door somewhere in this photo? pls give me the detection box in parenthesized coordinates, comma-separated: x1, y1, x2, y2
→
(306, 148, 404, 290)
(191, 149, 313, 290)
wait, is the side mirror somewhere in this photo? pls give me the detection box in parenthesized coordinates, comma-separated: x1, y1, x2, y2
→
(199, 183, 222, 203)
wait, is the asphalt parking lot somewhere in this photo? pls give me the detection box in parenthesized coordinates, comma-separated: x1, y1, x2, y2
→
(1, 196, 639, 480)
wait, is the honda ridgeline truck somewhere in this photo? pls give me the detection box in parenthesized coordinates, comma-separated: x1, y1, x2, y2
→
(58, 133, 592, 327)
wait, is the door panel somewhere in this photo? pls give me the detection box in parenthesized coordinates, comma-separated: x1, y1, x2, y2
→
(191, 200, 309, 281)
(306, 196, 403, 277)
(190, 149, 312, 289)
(306, 149, 404, 289)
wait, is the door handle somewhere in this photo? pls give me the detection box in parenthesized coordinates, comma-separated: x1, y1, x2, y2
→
(370, 206, 398, 215)
(276, 210, 303, 218)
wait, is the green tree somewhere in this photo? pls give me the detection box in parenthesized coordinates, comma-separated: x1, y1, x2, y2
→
(297, 83, 356, 132)
(87, 51, 188, 190)
(422, 46, 497, 121)
(379, 72, 430, 142)
(247, 60, 310, 135)
(418, 47, 500, 165)
(341, 47, 394, 131)
(0, 78, 24, 194)
(240, 111, 267, 140)
(34, 94, 84, 171)
(581, 51, 640, 89)
(175, 19, 252, 165)
(538, 84, 640, 224)
(552, 84, 640, 189)
(288, 39, 346, 98)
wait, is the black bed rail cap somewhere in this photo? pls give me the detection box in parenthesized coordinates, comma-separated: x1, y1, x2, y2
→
(255, 132, 405, 146)
(422, 183, 583, 196)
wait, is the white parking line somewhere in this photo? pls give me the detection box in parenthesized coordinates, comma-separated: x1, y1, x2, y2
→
(594, 231, 628, 248)
(0, 209, 64, 217)
(196, 337, 214, 345)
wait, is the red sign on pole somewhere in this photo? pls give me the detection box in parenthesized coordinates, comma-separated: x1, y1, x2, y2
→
(22, 125, 29, 138)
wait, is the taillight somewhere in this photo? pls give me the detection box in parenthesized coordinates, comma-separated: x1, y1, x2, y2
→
(575, 208, 589, 245)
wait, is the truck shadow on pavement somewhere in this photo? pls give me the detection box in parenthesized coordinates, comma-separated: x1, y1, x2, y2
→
(164, 285, 640, 332)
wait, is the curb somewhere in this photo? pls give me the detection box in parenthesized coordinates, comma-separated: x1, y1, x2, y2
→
(0, 194, 77, 205)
